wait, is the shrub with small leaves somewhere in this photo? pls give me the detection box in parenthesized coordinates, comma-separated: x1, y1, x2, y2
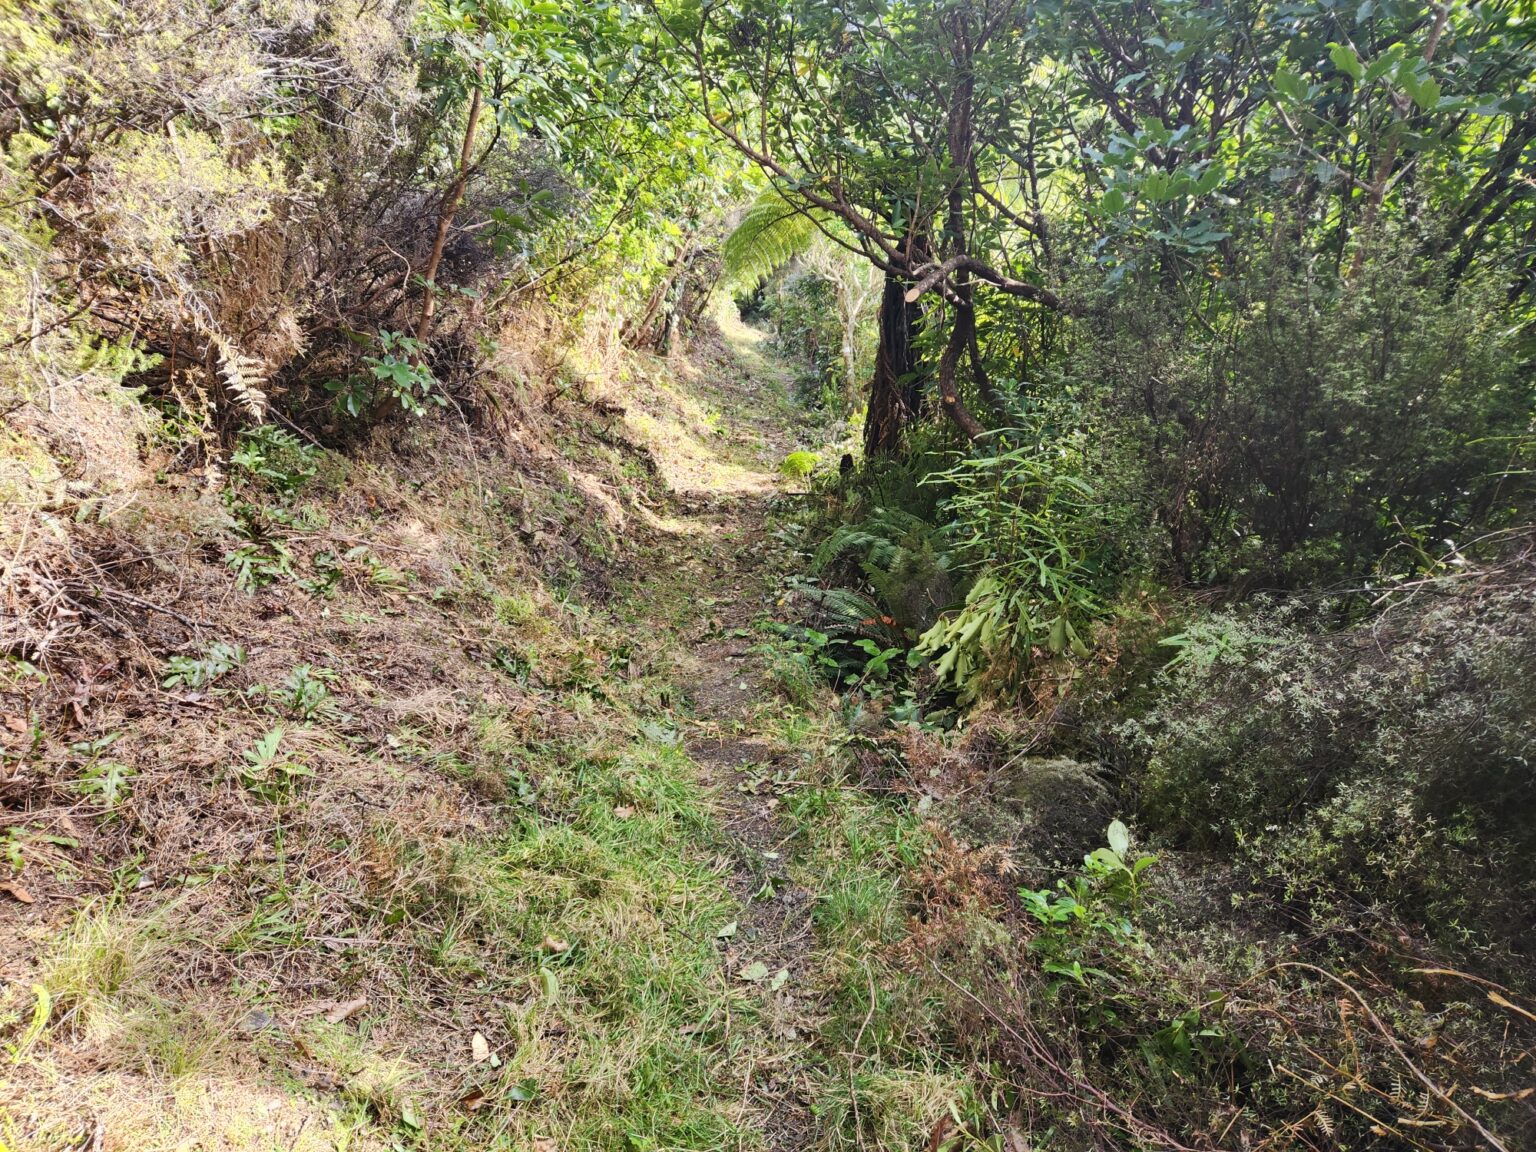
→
(1112, 581, 1536, 947)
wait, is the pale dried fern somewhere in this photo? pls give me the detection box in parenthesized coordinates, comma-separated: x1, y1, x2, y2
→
(210, 332, 270, 422)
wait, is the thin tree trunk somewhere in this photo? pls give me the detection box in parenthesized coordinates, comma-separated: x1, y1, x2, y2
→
(933, 18, 985, 442)
(625, 239, 691, 348)
(840, 328, 857, 401)
(968, 323, 1004, 418)
(937, 303, 985, 440)
(1348, 4, 1448, 280)
(415, 68, 485, 348)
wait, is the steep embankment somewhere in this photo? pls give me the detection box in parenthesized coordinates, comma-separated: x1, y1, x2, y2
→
(0, 314, 897, 1151)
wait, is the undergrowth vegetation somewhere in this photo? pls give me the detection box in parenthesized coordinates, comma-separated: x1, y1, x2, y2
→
(764, 488, 1535, 1150)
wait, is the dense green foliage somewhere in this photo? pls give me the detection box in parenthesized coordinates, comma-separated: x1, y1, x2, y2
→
(1111, 578, 1536, 945)
(684, 4, 1536, 1147)
(686, 0, 1536, 580)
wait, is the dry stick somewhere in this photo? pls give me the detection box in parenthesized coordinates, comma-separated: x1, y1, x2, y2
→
(318, 534, 429, 558)
(904, 254, 1066, 310)
(927, 962, 1214, 1152)
(267, 406, 325, 450)
(67, 586, 213, 630)
(1271, 1063, 1427, 1149)
(849, 960, 878, 1152)
(1409, 965, 1534, 1006)
(1271, 963, 1512, 1152)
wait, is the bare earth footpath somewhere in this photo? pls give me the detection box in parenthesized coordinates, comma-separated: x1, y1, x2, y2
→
(623, 316, 826, 1149)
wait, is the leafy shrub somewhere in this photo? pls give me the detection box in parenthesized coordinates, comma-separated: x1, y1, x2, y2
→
(69, 734, 133, 813)
(1069, 243, 1535, 586)
(1022, 819, 1156, 993)
(250, 664, 340, 723)
(221, 427, 317, 592)
(915, 418, 1115, 700)
(326, 330, 445, 418)
(240, 726, 313, 802)
(767, 272, 845, 404)
(779, 450, 817, 480)
(224, 540, 294, 592)
(301, 546, 407, 599)
(1111, 571, 1536, 946)
(757, 630, 835, 709)
(230, 426, 317, 495)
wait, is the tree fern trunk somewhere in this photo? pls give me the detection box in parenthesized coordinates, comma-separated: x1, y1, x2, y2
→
(864, 271, 920, 457)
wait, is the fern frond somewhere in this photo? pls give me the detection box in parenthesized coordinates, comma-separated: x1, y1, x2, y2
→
(789, 581, 881, 624)
(213, 335, 270, 421)
(813, 527, 889, 573)
(720, 191, 822, 293)
(1314, 1107, 1334, 1137)
(811, 507, 939, 573)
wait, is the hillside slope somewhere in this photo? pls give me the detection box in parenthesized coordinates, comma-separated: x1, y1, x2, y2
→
(0, 309, 846, 1151)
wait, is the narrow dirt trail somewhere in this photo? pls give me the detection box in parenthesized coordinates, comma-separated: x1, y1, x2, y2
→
(622, 317, 826, 1147)
(678, 507, 820, 1149)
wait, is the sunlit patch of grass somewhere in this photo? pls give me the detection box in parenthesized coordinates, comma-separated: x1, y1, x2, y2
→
(813, 1063, 975, 1152)
(9, 900, 375, 1152)
(624, 405, 777, 498)
(480, 742, 760, 1146)
(741, 632, 987, 1152)
(1, 1073, 364, 1152)
(359, 729, 771, 1148)
(117, 1001, 239, 1080)
(298, 1019, 421, 1130)
(40, 898, 188, 1039)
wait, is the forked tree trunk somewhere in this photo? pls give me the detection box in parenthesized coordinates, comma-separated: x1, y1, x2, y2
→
(863, 271, 921, 457)
(625, 241, 691, 349)
(937, 301, 985, 440)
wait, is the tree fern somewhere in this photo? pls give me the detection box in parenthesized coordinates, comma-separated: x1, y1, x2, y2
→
(810, 507, 957, 631)
(720, 191, 822, 293)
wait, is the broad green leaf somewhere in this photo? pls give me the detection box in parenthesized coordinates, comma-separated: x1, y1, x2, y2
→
(1409, 76, 1441, 112)
(1273, 68, 1308, 103)
(1107, 819, 1131, 860)
(1329, 42, 1364, 82)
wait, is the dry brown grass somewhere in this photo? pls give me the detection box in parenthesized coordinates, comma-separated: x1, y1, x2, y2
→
(0, 288, 818, 1150)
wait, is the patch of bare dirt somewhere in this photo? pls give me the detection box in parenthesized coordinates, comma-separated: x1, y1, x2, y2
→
(684, 609, 821, 1149)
